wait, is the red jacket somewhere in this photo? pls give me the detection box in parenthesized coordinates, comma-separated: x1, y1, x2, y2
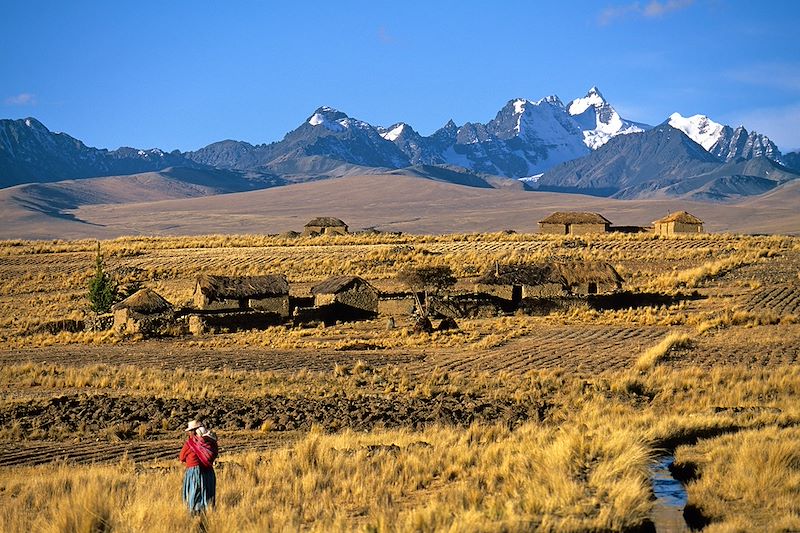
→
(180, 436, 218, 469)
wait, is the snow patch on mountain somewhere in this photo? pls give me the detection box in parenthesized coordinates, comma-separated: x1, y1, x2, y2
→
(381, 123, 406, 142)
(668, 113, 725, 151)
(568, 87, 648, 150)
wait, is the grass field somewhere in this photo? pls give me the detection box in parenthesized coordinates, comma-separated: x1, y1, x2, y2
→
(1, 231, 799, 531)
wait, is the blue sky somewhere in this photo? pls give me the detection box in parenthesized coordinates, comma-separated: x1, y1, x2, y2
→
(2, 1, 799, 151)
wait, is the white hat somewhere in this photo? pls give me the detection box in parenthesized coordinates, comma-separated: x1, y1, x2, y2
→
(184, 419, 203, 432)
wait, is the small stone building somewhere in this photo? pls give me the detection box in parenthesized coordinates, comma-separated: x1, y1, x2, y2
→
(112, 288, 174, 335)
(311, 276, 378, 316)
(556, 262, 623, 295)
(193, 274, 290, 315)
(475, 263, 568, 304)
(303, 217, 349, 236)
(653, 211, 704, 236)
(539, 212, 611, 235)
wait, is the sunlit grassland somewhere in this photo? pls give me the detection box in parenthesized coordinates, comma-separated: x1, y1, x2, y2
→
(1, 362, 798, 532)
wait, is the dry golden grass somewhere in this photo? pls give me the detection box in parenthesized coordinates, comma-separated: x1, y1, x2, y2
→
(1, 364, 799, 531)
(0, 423, 654, 533)
(675, 426, 800, 532)
(635, 333, 693, 371)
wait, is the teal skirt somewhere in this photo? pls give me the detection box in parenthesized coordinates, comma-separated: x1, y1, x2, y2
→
(182, 466, 216, 513)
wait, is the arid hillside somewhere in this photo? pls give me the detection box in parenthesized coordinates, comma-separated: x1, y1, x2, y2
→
(1, 173, 799, 240)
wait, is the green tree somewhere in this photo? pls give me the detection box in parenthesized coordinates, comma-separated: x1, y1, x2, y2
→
(87, 243, 118, 313)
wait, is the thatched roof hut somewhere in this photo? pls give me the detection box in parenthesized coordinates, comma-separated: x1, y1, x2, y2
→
(112, 288, 172, 314)
(311, 275, 378, 316)
(652, 211, 703, 225)
(311, 275, 371, 296)
(305, 217, 347, 229)
(539, 212, 611, 235)
(555, 261, 623, 294)
(539, 212, 611, 225)
(112, 288, 174, 336)
(196, 274, 289, 300)
(194, 274, 290, 312)
(303, 217, 348, 236)
(653, 211, 704, 236)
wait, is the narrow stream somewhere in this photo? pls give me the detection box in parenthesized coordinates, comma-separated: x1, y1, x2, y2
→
(650, 455, 690, 532)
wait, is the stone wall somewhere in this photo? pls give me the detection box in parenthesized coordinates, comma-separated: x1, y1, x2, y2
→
(522, 282, 566, 298)
(377, 296, 416, 317)
(193, 292, 242, 311)
(249, 295, 290, 317)
(540, 223, 567, 235)
(188, 311, 284, 335)
(569, 223, 608, 235)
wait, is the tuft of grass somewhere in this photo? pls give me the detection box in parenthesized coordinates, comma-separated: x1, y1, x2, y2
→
(634, 333, 692, 371)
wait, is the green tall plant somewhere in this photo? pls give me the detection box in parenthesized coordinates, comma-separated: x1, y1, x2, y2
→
(87, 242, 117, 313)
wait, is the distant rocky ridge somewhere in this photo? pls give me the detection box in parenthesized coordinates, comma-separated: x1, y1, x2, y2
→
(1, 87, 797, 202)
(667, 113, 782, 164)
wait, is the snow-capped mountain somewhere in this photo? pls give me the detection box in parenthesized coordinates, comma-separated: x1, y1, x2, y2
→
(374, 88, 647, 178)
(567, 87, 650, 149)
(2, 87, 793, 201)
(668, 113, 782, 164)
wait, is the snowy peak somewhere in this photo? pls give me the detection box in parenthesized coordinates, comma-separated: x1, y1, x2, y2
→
(566, 87, 607, 116)
(667, 113, 725, 151)
(567, 87, 649, 150)
(379, 123, 408, 142)
(307, 106, 351, 132)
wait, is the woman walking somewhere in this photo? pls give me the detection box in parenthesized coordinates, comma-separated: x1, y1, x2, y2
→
(179, 419, 218, 514)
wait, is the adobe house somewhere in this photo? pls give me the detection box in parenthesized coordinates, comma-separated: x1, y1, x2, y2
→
(653, 211, 704, 236)
(303, 217, 349, 236)
(193, 274, 290, 316)
(539, 212, 611, 235)
(556, 261, 623, 295)
(311, 275, 379, 317)
(112, 288, 174, 335)
(475, 263, 568, 304)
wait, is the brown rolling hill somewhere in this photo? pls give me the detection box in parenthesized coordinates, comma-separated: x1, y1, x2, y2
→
(1, 173, 799, 240)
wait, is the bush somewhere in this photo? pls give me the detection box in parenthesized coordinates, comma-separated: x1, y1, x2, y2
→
(87, 243, 118, 313)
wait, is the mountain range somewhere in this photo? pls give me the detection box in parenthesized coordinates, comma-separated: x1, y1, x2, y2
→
(1, 87, 798, 205)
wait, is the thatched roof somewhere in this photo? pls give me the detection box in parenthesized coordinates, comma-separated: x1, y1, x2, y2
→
(311, 275, 374, 295)
(112, 288, 172, 314)
(653, 211, 703, 225)
(305, 217, 347, 228)
(539, 212, 611, 225)
(477, 263, 566, 286)
(195, 274, 289, 300)
(279, 230, 300, 239)
(555, 261, 624, 286)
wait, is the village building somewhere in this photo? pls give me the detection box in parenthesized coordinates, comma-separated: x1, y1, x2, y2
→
(557, 262, 623, 295)
(193, 274, 290, 315)
(112, 288, 174, 335)
(311, 275, 379, 317)
(539, 212, 612, 235)
(303, 217, 349, 236)
(653, 211, 704, 236)
(475, 263, 568, 304)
